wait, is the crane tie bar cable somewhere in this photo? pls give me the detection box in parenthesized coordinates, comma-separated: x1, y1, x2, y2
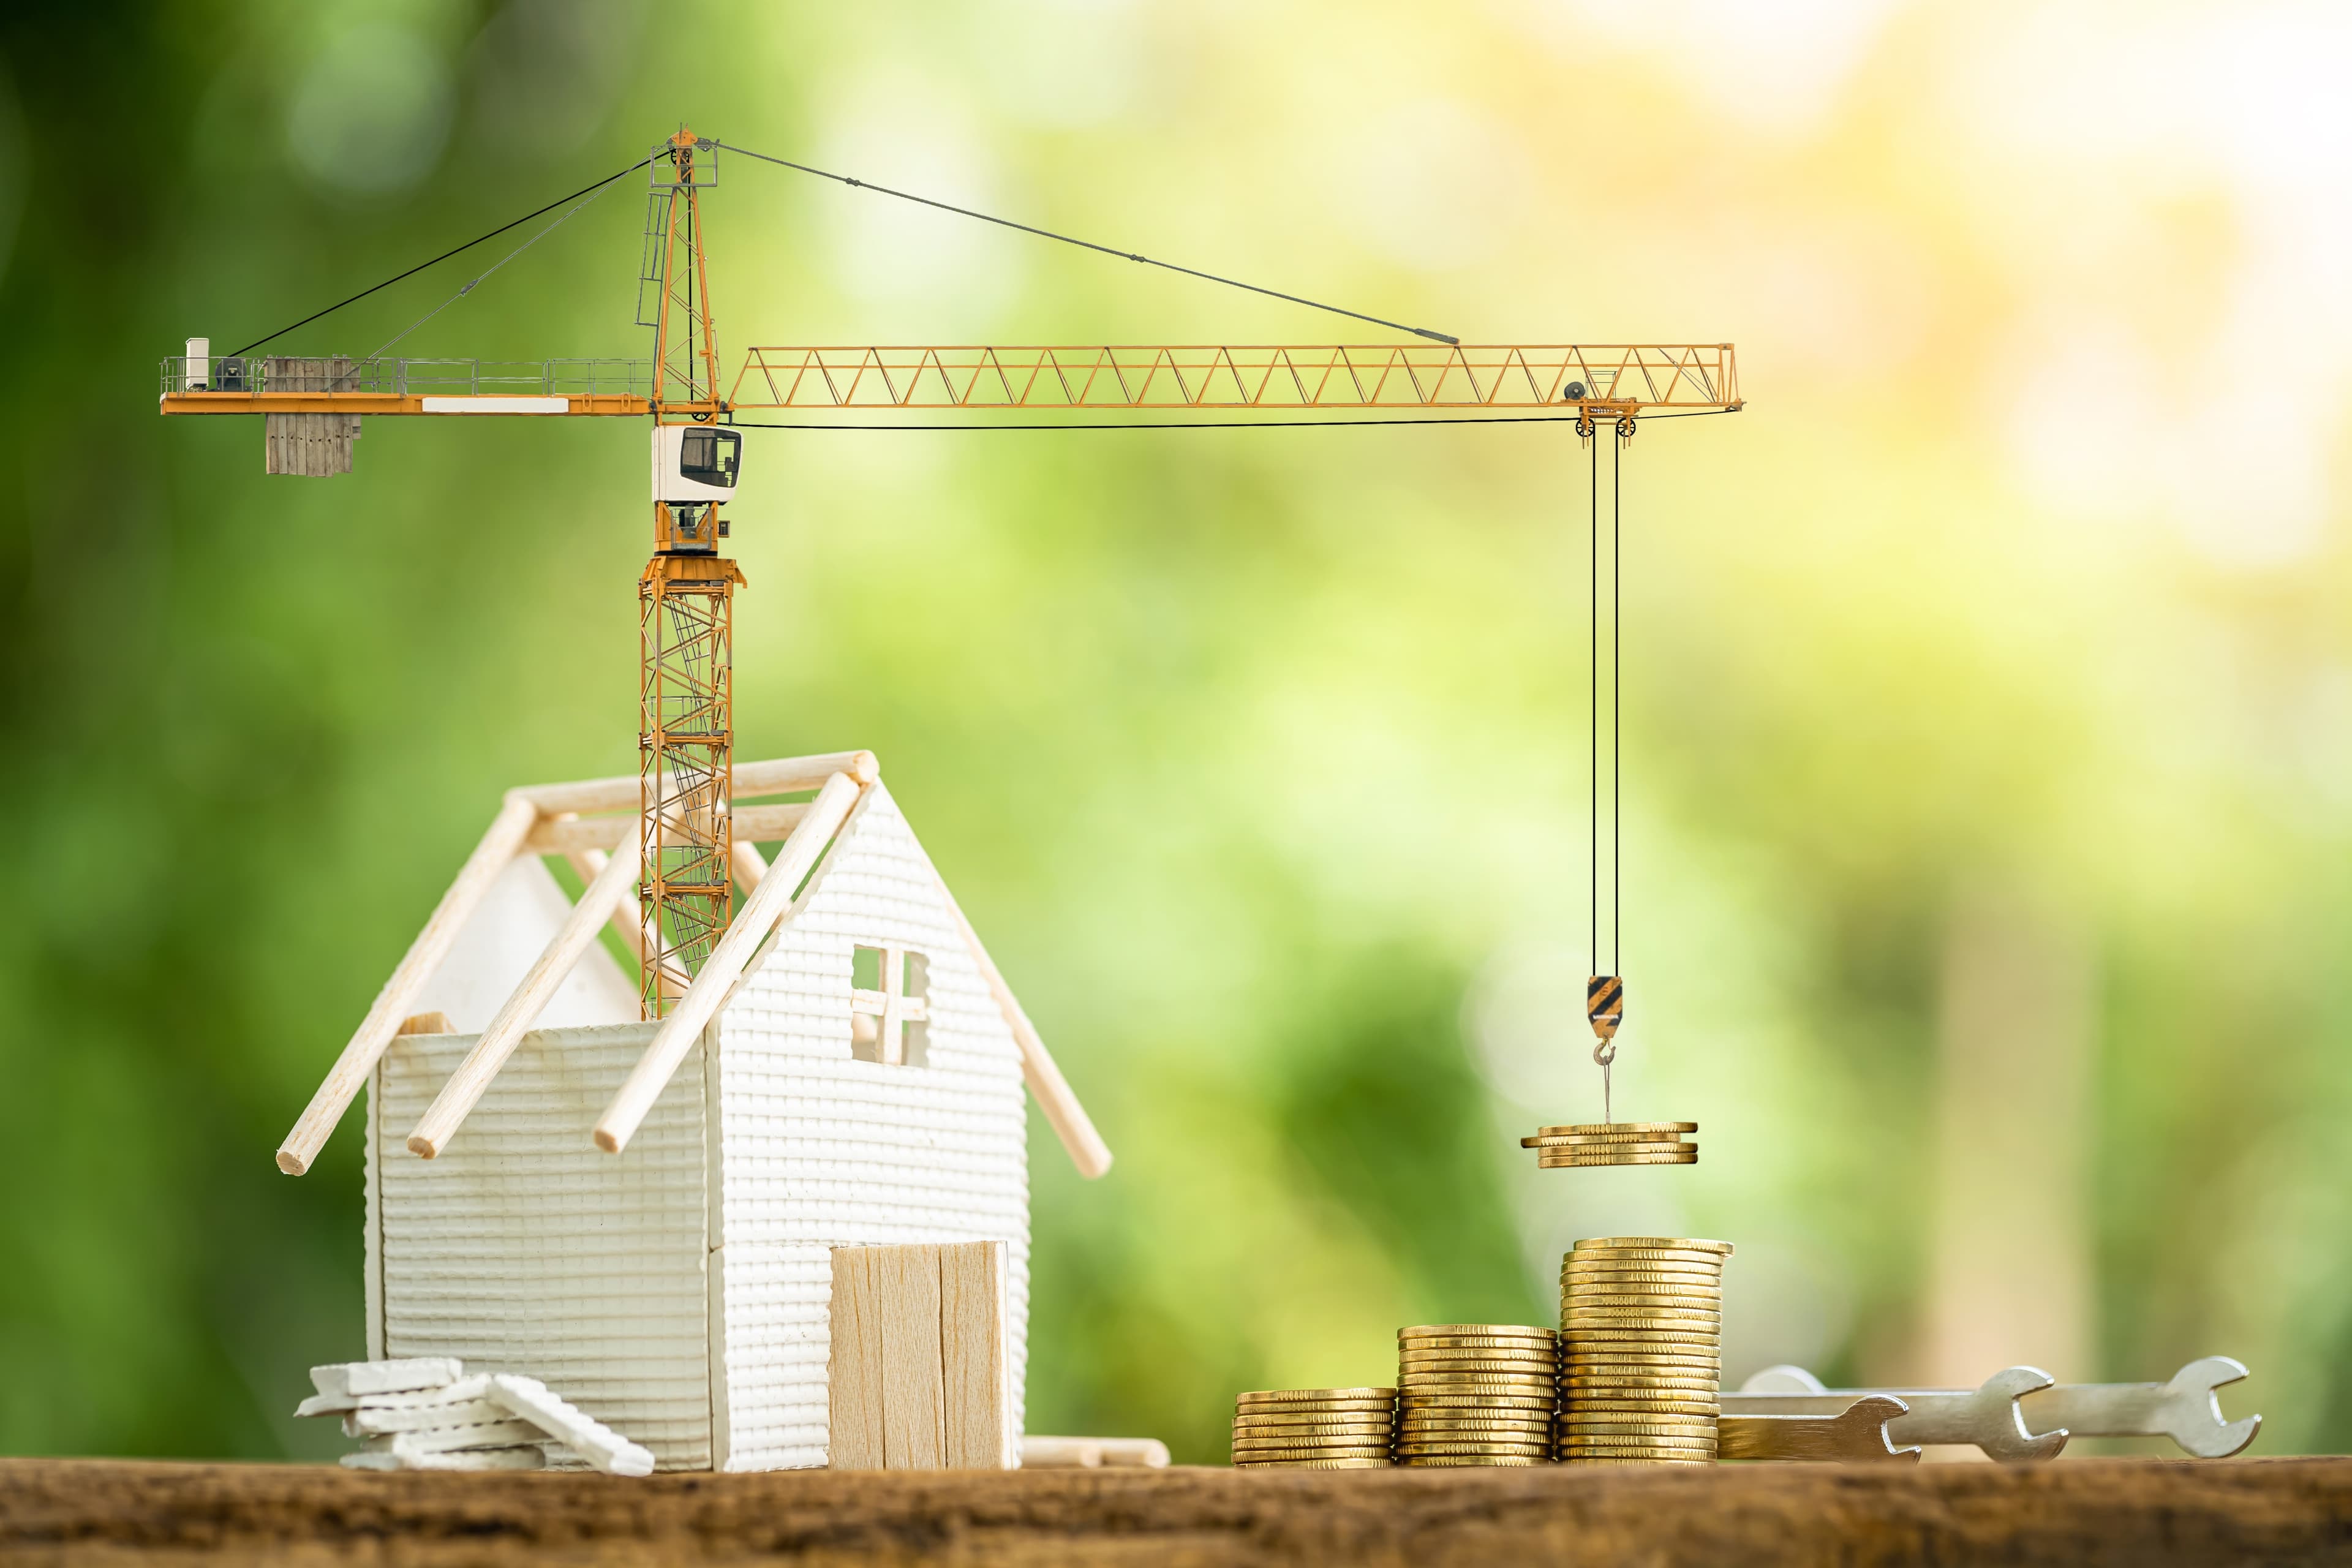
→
(707, 138, 1460, 347)
(226, 158, 654, 358)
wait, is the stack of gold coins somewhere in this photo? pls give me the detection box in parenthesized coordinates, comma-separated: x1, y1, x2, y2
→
(1557, 1237, 1732, 1466)
(1521, 1122, 1698, 1169)
(1393, 1325, 1558, 1467)
(1231, 1388, 1396, 1469)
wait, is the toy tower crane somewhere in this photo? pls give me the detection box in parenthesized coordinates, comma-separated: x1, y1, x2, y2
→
(162, 128, 1741, 1164)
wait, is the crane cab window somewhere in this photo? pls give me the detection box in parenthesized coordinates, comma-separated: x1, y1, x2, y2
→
(680, 429, 740, 488)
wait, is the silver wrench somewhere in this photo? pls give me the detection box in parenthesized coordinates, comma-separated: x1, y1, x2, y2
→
(1727, 1365, 2068, 1461)
(2018, 1356, 2259, 1458)
(1719, 1394, 1921, 1464)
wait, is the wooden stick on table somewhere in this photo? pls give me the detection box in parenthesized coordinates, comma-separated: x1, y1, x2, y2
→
(405, 838, 644, 1159)
(276, 791, 540, 1177)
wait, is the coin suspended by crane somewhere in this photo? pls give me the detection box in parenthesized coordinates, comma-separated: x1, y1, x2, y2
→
(1523, 426, 1698, 1168)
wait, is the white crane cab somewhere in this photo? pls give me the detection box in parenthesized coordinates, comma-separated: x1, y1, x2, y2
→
(651, 426, 741, 504)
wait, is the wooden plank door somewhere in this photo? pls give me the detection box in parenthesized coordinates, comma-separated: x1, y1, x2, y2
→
(829, 1241, 1012, 1469)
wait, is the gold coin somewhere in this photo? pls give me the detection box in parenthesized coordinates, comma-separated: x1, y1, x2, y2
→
(1400, 1325, 1557, 1341)
(1524, 1138, 1696, 1153)
(1538, 1151, 1700, 1167)
(1400, 1423, 1554, 1439)
(1564, 1359, 1718, 1375)
(1562, 1377, 1718, 1393)
(1399, 1340, 1559, 1356)
(1565, 1403, 1718, 1420)
(1395, 1444, 1556, 1458)
(1399, 1455, 1545, 1467)
(1234, 1442, 1393, 1457)
(1537, 1123, 1698, 1137)
(1559, 1455, 1714, 1467)
(1397, 1333, 1559, 1352)
(1234, 1423, 1395, 1439)
(1573, 1237, 1734, 1255)
(1562, 1276, 1722, 1293)
(1399, 1356, 1558, 1372)
(1235, 1403, 1395, 1415)
(1238, 1387, 1394, 1404)
(1564, 1306, 1722, 1321)
(1559, 1436, 1719, 1451)
(1400, 1397, 1558, 1413)
(1234, 1397, 1395, 1409)
(1558, 1416, 1718, 1433)
(1235, 1457, 1393, 1469)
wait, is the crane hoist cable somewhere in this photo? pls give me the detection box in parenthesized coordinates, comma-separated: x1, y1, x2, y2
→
(1585, 418, 1631, 1121)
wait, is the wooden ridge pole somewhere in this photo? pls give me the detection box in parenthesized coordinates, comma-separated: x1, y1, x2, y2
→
(405, 839, 644, 1159)
(276, 792, 540, 1176)
(594, 771, 864, 1154)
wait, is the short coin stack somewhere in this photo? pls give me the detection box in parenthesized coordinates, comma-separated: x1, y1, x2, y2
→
(1231, 1388, 1396, 1469)
(1394, 1325, 1559, 1467)
(1556, 1238, 1732, 1465)
(1521, 1122, 1698, 1169)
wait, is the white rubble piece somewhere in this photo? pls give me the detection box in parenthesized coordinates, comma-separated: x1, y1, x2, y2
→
(311, 1358, 462, 1401)
(360, 1420, 546, 1458)
(489, 1374, 655, 1477)
(296, 1373, 492, 1420)
(340, 1446, 544, 1472)
(344, 1398, 510, 1436)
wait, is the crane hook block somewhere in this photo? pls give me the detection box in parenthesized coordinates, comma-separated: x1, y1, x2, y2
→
(1587, 975, 1624, 1041)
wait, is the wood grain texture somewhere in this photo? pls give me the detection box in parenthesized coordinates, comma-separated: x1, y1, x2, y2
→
(826, 1248, 886, 1471)
(941, 1242, 1013, 1469)
(873, 1246, 946, 1471)
(2, 1458, 2346, 1567)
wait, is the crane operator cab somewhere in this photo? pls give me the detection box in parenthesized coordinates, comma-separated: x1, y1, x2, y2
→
(651, 426, 741, 552)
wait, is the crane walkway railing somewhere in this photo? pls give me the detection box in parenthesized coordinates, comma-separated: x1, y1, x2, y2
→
(161, 356, 652, 400)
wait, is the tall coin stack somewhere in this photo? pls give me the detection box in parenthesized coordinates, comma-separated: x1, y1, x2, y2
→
(1394, 1325, 1559, 1467)
(1556, 1237, 1733, 1466)
(1231, 1388, 1396, 1469)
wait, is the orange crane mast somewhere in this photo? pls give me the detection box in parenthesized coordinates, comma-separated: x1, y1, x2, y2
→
(157, 128, 1743, 1018)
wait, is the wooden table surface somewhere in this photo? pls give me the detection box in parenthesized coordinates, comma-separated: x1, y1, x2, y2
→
(3, 1457, 2348, 1566)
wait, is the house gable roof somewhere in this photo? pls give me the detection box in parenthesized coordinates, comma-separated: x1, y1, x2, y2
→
(276, 751, 1109, 1182)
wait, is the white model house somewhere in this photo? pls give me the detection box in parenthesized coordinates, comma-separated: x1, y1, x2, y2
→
(277, 750, 1111, 1471)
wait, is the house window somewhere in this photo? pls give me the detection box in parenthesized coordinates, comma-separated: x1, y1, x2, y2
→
(851, 944, 930, 1066)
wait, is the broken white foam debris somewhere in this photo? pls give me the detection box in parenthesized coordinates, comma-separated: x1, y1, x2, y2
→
(298, 1374, 492, 1420)
(344, 1398, 510, 1437)
(488, 1374, 655, 1477)
(311, 1358, 462, 1401)
(359, 1421, 546, 1458)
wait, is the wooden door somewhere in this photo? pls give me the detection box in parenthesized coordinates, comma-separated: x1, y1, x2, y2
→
(828, 1241, 1013, 1469)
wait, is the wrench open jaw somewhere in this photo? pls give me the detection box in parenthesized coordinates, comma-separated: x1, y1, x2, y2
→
(1719, 1394, 1921, 1464)
(2018, 1356, 2260, 1459)
(1728, 1365, 2069, 1462)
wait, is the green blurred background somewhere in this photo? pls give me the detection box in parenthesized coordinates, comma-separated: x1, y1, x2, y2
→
(2, 0, 2344, 1463)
